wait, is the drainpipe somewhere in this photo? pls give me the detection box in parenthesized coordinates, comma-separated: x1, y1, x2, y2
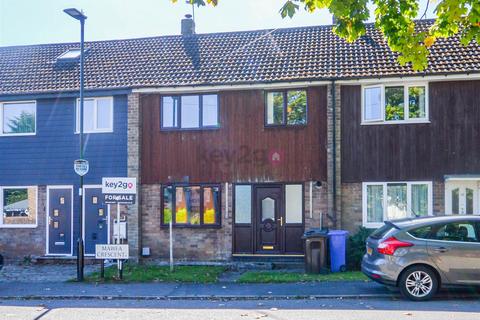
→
(331, 80, 338, 227)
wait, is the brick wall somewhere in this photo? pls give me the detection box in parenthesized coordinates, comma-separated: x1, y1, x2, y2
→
(0, 186, 46, 262)
(327, 83, 342, 229)
(127, 93, 142, 260)
(304, 181, 330, 230)
(140, 183, 233, 261)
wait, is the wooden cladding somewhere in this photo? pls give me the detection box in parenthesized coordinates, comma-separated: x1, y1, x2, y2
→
(141, 87, 327, 184)
(342, 81, 480, 182)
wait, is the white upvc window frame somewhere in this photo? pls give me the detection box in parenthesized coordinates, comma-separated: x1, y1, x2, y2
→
(361, 82, 429, 125)
(0, 185, 38, 228)
(0, 100, 37, 137)
(362, 181, 433, 228)
(75, 97, 114, 134)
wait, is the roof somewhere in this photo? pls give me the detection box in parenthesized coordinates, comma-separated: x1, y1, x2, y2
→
(1, 20, 479, 95)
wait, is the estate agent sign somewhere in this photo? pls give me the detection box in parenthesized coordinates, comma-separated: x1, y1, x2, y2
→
(102, 177, 137, 204)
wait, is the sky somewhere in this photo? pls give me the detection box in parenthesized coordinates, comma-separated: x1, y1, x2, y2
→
(0, 0, 436, 47)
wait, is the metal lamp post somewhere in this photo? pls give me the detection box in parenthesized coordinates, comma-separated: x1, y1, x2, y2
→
(64, 8, 87, 282)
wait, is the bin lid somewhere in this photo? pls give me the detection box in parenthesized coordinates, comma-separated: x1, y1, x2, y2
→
(303, 228, 329, 238)
(328, 230, 349, 236)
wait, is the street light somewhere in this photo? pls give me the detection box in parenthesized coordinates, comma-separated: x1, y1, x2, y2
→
(64, 7, 87, 282)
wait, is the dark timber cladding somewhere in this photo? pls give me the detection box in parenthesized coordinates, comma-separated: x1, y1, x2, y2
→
(141, 87, 327, 184)
(341, 80, 480, 182)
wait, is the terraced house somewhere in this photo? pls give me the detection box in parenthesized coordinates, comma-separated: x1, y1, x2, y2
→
(1, 17, 479, 262)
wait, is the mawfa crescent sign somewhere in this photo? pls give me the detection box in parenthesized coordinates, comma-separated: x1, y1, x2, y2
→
(95, 244, 129, 259)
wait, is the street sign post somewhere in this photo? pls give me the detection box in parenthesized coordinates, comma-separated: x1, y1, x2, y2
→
(74, 159, 89, 176)
(101, 177, 137, 279)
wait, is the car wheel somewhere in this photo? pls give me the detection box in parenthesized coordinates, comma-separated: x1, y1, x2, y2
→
(399, 266, 438, 301)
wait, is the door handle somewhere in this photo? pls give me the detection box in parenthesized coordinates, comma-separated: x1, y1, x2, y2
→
(277, 217, 283, 227)
(433, 247, 448, 253)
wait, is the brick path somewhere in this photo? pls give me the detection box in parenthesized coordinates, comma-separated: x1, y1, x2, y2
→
(0, 264, 98, 282)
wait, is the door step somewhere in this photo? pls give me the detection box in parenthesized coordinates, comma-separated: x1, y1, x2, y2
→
(232, 255, 305, 270)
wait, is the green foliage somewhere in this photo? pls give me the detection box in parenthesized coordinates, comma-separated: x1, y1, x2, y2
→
(171, 0, 480, 71)
(385, 86, 405, 121)
(238, 271, 367, 283)
(347, 227, 374, 271)
(4, 189, 28, 206)
(85, 264, 226, 283)
(6, 111, 35, 134)
(287, 90, 307, 125)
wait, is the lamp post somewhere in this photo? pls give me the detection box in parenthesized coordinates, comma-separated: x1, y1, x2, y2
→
(64, 8, 87, 282)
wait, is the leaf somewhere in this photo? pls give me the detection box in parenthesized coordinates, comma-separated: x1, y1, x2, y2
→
(280, 1, 300, 18)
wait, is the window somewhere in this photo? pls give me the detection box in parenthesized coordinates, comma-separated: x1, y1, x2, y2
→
(430, 222, 479, 243)
(362, 182, 432, 228)
(76, 97, 113, 133)
(362, 83, 428, 124)
(0, 101, 36, 136)
(235, 185, 252, 224)
(162, 185, 221, 227)
(285, 184, 303, 223)
(57, 49, 82, 61)
(266, 90, 307, 126)
(161, 94, 219, 129)
(408, 226, 433, 239)
(1, 186, 38, 227)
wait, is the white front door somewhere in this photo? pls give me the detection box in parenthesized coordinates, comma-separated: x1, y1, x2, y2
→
(445, 181, 479, 215)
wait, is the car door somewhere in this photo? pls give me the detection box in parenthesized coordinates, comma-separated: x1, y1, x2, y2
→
(426, 220, 480, 285)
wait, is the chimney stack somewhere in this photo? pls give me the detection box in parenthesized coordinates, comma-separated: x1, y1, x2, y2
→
(181, 14, 195, 36)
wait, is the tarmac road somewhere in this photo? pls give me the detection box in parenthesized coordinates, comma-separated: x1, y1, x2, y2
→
(1, 297, 479, 320)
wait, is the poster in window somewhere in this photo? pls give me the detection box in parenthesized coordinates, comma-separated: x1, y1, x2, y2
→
(175, 188, 187, 224)
(203, 188, 216, 224)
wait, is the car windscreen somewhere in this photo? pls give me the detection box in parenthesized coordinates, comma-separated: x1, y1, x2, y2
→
(369, 223, 395, 239)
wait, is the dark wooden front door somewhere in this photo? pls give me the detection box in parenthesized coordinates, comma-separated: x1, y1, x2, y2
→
(84, 187, 109, 255)
(254, 185, 283, 253)
(47, 187, 72, 255)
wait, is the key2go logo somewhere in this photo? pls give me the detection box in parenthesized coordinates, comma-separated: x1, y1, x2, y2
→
(102, 177, 137, 194)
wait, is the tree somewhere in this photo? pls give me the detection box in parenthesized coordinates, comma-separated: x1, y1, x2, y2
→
(6, 111, 35, 134)
(172, 0, 479, 71)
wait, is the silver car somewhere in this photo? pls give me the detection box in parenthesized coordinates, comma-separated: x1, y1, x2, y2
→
(361, 215, 480, 301)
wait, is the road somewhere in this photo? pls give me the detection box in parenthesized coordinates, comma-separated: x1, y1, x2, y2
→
(1, 297, 479, 320)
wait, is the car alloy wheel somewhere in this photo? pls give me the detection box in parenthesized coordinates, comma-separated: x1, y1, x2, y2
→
(406, 271, 433, 298)
(400, 266, 438, 301)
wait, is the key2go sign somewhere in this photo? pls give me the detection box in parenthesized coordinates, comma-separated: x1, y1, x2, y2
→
(102, 177, 137, 194)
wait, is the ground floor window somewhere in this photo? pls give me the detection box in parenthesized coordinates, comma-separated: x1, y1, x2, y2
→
(1, 186, 37, 227)
(162, 184, 221, 227)
(362, 181, 432, 228)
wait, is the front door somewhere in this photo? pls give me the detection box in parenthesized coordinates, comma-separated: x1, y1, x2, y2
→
(254, 185, 283, 253)
(446, 181, 479, 215)
(84, 186, 109, 255)
(47, 187, 72, 255)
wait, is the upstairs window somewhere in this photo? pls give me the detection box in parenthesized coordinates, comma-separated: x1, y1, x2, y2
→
(266, 90, 307, 126)
(161, 94, 219, 130)
(0, 101, 36, 136)
(162, 184, 221, 227)
(76, 97, 113, 133)
(362, 83, 428, 124)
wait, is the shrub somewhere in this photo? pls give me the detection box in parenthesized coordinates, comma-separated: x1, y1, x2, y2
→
(347, 227, 374, 271)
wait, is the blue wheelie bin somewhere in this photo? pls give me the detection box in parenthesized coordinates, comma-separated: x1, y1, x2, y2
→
(328, 230, 349, 272)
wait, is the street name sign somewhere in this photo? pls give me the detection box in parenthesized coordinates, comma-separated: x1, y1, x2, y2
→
(95, 244, 129, 259)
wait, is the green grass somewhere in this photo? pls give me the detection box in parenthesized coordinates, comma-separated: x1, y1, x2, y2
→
(237, 271, 368, 283)
(84, 264, 227, 283)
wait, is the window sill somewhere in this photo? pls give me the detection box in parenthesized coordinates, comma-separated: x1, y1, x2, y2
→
(160, 127, 221, 132)
(264, 124, 307, 129)
(361, 120, 430, 126)
(0, 132, 36, 137)
(75, 130, 113, 134)
(160, 224, 222, 229)
(0, 224, 37, 229)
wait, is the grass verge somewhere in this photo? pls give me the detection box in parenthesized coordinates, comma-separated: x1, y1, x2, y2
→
(237, 271, 367, 283)
(83, 264, 226, 283)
